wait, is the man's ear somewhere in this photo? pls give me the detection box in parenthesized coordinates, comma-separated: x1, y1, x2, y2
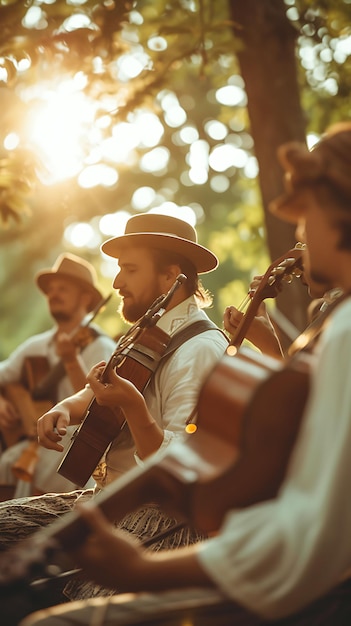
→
(163, 264, 182, 284)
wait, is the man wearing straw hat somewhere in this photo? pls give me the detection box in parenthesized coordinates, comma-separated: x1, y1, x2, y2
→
(0, 253, 115, 499)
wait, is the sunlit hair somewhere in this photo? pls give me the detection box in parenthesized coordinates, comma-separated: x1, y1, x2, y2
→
(150, 248, 213, 308)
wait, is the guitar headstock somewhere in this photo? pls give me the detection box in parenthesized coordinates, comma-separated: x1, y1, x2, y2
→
(253, 244, 305, 302)
(229, 244, 305, 350)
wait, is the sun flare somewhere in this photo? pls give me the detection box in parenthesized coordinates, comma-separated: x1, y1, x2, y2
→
(25, 81, 100, 184)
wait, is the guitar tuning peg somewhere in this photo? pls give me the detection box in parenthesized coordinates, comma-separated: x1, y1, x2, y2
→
(292, 269, 303, 278)
(271, 266, 286, 276)
(282, 257, 296, 267)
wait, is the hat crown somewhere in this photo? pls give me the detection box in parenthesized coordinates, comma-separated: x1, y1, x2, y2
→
(52, 253, 98, 285)
(125, 214, 198, 243)
(101, 212, 218, 274)
(36, 253, 103, 311)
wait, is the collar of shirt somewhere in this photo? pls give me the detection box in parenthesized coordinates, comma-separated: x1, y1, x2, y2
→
(155, 295, 201, 336)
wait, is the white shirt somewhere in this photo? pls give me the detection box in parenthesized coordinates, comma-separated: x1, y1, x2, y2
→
(0, 326, 115, 401)
(198, 297, 351, 619)
(0, 325, 116, 493)
(103, 296, 228, 484)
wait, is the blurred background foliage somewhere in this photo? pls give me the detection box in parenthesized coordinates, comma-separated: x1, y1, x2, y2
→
(0, 0, 350, 356)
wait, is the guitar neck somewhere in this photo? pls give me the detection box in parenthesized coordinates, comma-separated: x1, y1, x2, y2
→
(230, 295, 264, 349)
(58, 426, 236, 546)
(230, 246, 304, 350)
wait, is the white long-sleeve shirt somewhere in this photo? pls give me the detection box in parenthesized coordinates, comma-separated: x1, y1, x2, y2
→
(198, 296, 351, 620)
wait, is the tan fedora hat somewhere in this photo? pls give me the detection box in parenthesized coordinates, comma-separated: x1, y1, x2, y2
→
(36, 253, 103, 311)
(101, 213, 218, 274)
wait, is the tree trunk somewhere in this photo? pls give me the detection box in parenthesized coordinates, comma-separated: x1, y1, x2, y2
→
(229, 0, 310, 338)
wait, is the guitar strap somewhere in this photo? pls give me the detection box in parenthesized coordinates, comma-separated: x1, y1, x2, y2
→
(125, 320, 227, 388)
(121, 319, 228, 418)
(160, 319, 228, 362)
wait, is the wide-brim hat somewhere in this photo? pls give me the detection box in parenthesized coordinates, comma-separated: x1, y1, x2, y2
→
(269, 122, 351, 224)
(36, 253, 103, 311)
(101, 213, 218, 274)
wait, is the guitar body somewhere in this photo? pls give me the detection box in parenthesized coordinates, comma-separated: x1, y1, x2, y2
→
(22, 356, 51, 393)
(57, 325, 170, 487)
(57, 400, 124, 487)
(190, 347, 312, 531)
(1, 357, 52, 448)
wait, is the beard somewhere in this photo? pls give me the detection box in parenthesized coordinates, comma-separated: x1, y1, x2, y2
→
(118, 299, 153, 324)
(49, 297, 74, 323)
(51, 311, 72, 323)
(118, 283, 164, 324)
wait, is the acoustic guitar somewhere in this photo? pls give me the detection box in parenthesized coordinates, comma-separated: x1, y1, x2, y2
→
(57, 274, 186, 487)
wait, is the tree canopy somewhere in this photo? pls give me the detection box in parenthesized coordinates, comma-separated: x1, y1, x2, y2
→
(0, 0, 350, 355)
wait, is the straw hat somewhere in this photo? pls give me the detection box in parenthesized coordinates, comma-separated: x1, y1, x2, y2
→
(36, 253, 103, 311)
(101, 213, 218, 274)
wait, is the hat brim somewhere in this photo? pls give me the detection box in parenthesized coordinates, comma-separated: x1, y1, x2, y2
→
(36, 272, 103, 311)
(101, 233, 218, 274)
(269, 189, 308, 225)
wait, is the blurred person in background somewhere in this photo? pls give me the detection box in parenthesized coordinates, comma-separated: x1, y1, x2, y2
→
(0, 252, 115, 499)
